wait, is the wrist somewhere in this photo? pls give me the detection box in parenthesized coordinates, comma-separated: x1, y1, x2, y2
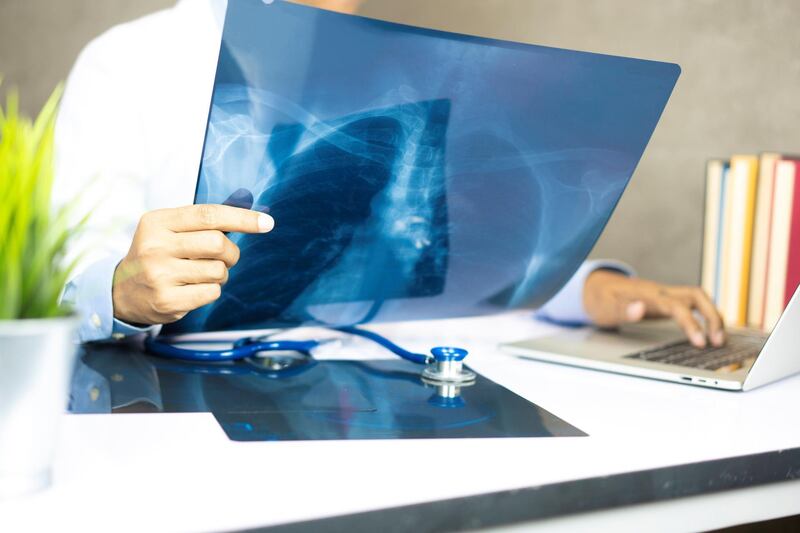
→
(111, 258, 144, 326)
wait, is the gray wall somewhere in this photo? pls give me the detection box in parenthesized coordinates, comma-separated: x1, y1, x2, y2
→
(3, 0, 799, 285)
(0, 0, 172, 115)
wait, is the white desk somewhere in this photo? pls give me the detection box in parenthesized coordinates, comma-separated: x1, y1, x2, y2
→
(2, 312, 799, 532)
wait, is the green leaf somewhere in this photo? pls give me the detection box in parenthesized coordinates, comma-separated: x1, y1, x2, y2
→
(0, 81, 84, 319)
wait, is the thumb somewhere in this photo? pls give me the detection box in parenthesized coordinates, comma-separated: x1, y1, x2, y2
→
(623, 300, 647, 323)
(587, 293, 647, 327)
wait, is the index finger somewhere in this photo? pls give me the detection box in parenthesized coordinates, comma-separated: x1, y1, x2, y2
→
(687, 287, 726, 346)
(155, 204, 274, 234)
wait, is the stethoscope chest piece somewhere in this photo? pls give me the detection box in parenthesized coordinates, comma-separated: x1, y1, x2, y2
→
(421, 347, 476, 386)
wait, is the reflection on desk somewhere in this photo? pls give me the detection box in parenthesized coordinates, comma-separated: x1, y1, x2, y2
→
(70, 342, 585, 441)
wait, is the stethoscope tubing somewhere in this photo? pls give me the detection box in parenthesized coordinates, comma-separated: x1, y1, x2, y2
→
(332, 326, 431, 365)
(144, 337, 320, 363)
(145, 326, 432, 365)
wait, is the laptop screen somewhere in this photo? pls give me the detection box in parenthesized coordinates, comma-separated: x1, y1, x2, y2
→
(165, 0, 680, 334)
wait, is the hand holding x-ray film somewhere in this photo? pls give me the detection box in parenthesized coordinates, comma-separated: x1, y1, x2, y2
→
(113, 205, 274, 326)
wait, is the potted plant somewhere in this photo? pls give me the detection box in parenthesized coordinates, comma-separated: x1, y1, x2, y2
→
(0, 83, 84, 499)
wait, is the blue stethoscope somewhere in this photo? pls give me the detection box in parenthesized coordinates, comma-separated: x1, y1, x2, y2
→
(144, 325, 475, 384)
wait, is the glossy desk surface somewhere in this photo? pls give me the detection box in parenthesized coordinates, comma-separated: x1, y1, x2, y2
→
(2, 312, 800, 532)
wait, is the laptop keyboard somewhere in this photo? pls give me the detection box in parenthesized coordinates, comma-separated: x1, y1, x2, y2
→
(626, 334, 766, 372)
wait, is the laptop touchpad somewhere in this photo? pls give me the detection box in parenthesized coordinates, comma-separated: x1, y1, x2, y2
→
(517, 320, 685, 360)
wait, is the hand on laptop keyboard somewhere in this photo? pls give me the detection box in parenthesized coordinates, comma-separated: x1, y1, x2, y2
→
(627, 334, 766, 373)
(583, 270, 725, 349)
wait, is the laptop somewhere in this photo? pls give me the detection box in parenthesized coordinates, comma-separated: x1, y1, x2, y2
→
(501, 286, 800, 391)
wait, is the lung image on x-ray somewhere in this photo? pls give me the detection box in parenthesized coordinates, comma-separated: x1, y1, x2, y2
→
(197, 96, 451, 330)
(165, 0, 680, 334)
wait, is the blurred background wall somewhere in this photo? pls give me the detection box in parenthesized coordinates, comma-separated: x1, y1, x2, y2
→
(2, 0, 798, 285)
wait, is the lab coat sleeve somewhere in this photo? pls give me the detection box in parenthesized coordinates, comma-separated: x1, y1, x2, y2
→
(54, 27, 153, 342)
(60, 255, 159, 342)
(535, 259, 635, 326)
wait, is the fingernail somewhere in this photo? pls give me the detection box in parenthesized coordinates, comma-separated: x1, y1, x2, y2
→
(690, 331, 706, 348)
(258, 214, 275, 233)
(626, 301, 645, 322)
(712, 331, 725, 347)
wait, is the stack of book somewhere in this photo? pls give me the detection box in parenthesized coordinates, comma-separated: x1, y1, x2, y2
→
(702, 153, 800, 332)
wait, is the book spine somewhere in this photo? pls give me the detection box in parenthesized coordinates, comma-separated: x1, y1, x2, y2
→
(737, 158, 759, 326)
(717, 164, 731, 312)
(784, 161, 800, 308)
(758, 159, 779, 329)
(701, 161, 723, 301)
(748, 154, 779, 329)
(721, 156, 758, 327)
(763, 162, 796, 331)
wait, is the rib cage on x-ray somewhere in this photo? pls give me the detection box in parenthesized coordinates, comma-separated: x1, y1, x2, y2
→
(194, 90, 451, 330)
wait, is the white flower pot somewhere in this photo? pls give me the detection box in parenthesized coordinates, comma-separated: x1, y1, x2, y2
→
(0, 316, 79, 499)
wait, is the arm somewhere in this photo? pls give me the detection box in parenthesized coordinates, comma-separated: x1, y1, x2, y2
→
(54, 33, 152, 341)
(536, 260, 633, 326)
(538, 261, 725, 348)
(55, 34, 274, 341)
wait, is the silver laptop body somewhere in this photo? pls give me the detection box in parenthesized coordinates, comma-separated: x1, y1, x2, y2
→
(501, 287, 800, 391)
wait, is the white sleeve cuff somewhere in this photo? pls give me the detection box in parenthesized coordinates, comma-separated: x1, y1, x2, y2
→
(535, 259, 635, 326)
(112, 317, 160, 339)
(61, 256, 158, 343)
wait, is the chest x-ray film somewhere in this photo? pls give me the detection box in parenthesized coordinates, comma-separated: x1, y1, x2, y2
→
(166, 0, 680, 334)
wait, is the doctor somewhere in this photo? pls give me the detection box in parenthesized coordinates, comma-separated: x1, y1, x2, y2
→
(55, 0, 725, 348)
